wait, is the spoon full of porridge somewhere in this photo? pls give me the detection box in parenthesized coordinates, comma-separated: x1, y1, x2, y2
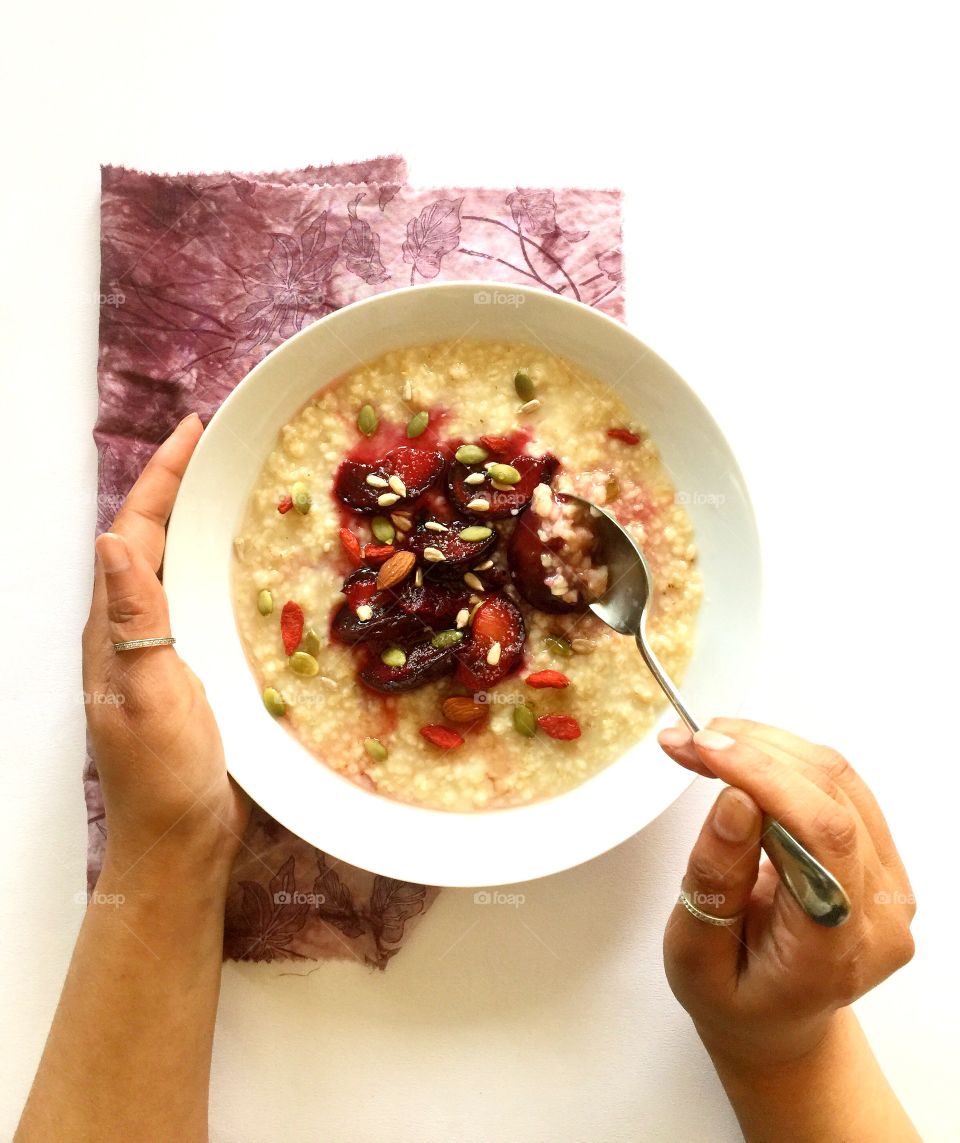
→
(562, 494, 852, 929)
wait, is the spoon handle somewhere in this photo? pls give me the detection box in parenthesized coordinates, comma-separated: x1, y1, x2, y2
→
(634, 632, 851, 928)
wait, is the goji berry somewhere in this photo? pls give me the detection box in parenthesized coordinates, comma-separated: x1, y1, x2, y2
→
(338, 528, 362, 566)
(277, 495, 294, 514)
(363, 543, 396, 564)
(537, 714, 581, 740)
(419, 724, 465, 750)
(525, 670, 571, 689)
(280, 601, 304, 655)
(606, 428, 641, 445)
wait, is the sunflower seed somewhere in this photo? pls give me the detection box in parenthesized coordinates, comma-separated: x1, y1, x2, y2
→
(377, 492, 400, 507)
(467, 498, 490, 512)
(356, 604, 373, 622)
(455, 608, 470, 629)
(463, 572, 484, 591)
(423, 546, 445, 562)
(388, 474, 407, 497)
(486, 641, 502, 666)
(424, 520, 448, 532)
(366, 474, 389, 488)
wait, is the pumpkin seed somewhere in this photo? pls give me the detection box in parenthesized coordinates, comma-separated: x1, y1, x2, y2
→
(289, 651, 320, 677)
(263, 687, 287, 717)
(514, 371, 535, 401)
(406, 410, 429, 438)
(371, 515, 396, 543)
(304, 628, 322, 657)
(291, 481, 312, 514)
(545, 635, 573, 658)
(257, 589, 274, 616)
(381, 646, 407, 668)
(513, 703, 537, 737)
(460, 526, 493, 542)
(487, 463, 521, 485)
(455, 443, 488, 465)
(364, 737, 388, 762)
(431, 629, 464, 650)
(357, 404, 378, 436)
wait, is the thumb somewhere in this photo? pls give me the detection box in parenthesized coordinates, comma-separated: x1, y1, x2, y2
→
(96, 532, 174, 653)
(664, 787, 763, 987)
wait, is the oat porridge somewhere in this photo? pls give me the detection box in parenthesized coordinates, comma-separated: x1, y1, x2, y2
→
(231, 338, 702, 812)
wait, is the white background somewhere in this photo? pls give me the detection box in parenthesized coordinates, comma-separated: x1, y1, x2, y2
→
(2, 3, 958, 1140)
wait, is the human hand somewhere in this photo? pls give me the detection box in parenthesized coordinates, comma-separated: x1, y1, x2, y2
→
(82, 414, 250, 881)
(658, 719, 916, 1073)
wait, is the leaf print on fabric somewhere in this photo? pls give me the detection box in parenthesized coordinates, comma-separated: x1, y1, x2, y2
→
(233, 213, 339, 355)
(597, 248, 624, 283)
(340, 194, 389, 284)
(378, 184, 401, 211)
(314, 853, 366, 939)
(224, 856, 310, 961)
(402, 197, 463, 284)
(368, 876, 428, 960)
(506, 188, 588, 243)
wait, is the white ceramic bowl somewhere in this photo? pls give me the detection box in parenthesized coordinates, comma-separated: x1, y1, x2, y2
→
(164, 282, 761, 887)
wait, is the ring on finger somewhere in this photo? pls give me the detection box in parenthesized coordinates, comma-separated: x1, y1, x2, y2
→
(679, 887, 743, 928)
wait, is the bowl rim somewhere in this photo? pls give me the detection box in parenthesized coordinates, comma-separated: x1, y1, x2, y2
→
(164, 280, 762, 887)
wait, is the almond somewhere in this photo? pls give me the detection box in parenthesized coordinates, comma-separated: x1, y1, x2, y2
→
(442, 696, 487, 724)
(376, 549, 416, 590)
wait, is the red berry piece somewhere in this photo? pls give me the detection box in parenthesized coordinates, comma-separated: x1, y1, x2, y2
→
(419, 724, 465, 750)
(280, 601, 305, 655)
(525, 670, 571, 689)
(278, 495, 294, 514)
(338, 528, 362, 566)
(606, 428, 641, 445)
(363, 543, 396, 564)
(537, 714, 581, 740)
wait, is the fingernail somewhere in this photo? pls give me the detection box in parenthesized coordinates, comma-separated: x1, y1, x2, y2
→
(694, 729, 736, 751)
(97, 532, 130, 574)
(658, 725, 693, 748)
(178, 412, 202, 429)
(712, 788, 756, 843)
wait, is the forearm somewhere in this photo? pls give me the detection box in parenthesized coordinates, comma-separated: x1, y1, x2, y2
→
(702, 1008, 919, 1143)
(17, 839, 232, 1143)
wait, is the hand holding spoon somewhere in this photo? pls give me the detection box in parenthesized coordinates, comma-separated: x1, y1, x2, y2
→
(565, 495, 851, 928)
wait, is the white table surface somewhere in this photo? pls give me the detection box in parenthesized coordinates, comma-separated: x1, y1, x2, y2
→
(2, 3, 958, 1139)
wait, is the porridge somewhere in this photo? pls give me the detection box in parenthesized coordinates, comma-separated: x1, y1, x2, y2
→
(232, 338, 702, 812)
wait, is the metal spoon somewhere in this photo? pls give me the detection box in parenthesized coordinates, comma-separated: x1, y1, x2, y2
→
(565, 495, 851, 928)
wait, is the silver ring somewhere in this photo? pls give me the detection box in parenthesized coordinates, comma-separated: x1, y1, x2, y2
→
(112, 636, 176, 653)
(679, 887, 743, 928)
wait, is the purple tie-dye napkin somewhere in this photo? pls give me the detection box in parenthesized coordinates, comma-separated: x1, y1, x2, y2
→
(87, 156, 625, 968)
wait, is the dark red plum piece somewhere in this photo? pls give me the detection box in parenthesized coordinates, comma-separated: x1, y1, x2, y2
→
(334, 446, 446, 514)
(454, 595, 526, 691)
(330, 568, 422, 645)
(405, 518, 498, 570)
(360, 639, 458, 694)
(397, 579, 473, 626)
(447, 452, 559, 520)
(508, 497, 590, 614)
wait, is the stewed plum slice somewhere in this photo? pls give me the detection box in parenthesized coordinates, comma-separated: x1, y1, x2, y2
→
(447, 452, 559, 520)
(454, 595, 526, 691)
(508, 486, 607, 613)
(335, 446, 446, 514)
(360, 638, 458, 694)
(397, 578, 473, 625)
(405, 518, 498, 569)
(330, 568, 422, 645)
